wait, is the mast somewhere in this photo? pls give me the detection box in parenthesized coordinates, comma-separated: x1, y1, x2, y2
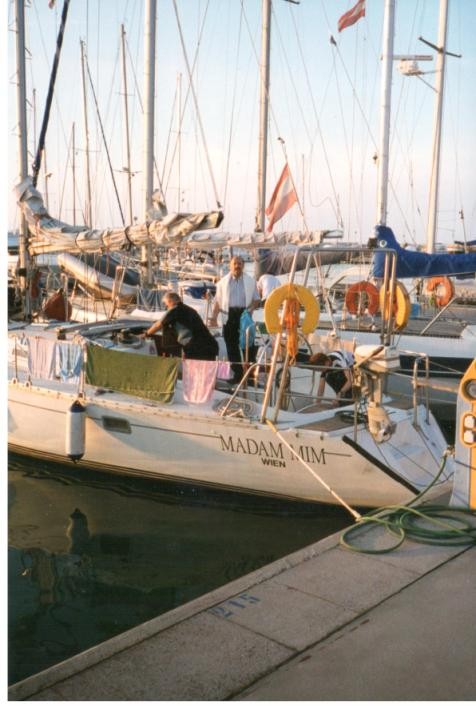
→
(31, 0, 70, 187)
(32, 88, 37, 159)
(43, 149, 50, 210)
(142, 0, 157, 286)
(120, 24, 133, 226)
(255, 0, 271, 233)
(15, 0, 30, 318)
(177, 72, 182, 212)
(425, 0, 449, 253)
(80, 39, 93, 227)
(376, 0, 395, 226)
(72, 122, 76, 225)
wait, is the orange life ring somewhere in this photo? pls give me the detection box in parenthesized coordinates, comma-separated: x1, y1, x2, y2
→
(426, 276, 454, 308)
(379, 281, 411, 330)
(264, 283, 320, 335)
(345, 281, 380, 316)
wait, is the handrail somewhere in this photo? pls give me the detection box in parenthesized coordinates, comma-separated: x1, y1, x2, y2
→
(411, 353, 430, 426)
(257, 243, 399, 424)
(218, 361, 263, 417)
(419, 295, 459, 335)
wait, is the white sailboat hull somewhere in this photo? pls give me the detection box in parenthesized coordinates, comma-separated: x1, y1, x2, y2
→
(8, 375, 452, 509)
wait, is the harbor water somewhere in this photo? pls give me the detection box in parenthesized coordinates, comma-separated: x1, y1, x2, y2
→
(8, 454, 350, 686)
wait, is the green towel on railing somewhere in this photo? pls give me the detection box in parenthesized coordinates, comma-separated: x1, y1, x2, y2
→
(85, 345, 178, 403)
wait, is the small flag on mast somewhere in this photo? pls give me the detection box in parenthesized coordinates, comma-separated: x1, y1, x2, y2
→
(338, 0, 366, 32)
(265, 163, 298, 233)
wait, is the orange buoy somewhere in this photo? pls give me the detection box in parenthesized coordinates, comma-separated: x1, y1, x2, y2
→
(426, 276, 455, 308)
(345, 281, 380, 316)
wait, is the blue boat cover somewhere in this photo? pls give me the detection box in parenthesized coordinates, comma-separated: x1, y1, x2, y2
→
(184, 284, 216, 299)
(371, 225, 476, 279)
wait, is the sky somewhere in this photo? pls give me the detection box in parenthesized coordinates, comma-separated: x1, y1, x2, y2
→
(6, 0, 476, 246)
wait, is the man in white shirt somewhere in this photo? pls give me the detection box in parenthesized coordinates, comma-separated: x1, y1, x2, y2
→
(209, 256, 260, 383)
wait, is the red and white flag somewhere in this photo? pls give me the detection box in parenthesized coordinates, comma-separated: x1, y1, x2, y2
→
(265, 163, 298, 233)
(338, 0, 366, 32)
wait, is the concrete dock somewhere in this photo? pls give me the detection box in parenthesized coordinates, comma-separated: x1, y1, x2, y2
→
(9, 516, 476, 701)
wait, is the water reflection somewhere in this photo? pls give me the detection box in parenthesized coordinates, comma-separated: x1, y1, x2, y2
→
(9, 455, 350, 685)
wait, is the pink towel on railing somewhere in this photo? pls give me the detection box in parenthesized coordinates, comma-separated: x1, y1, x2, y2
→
(27, 336, 57, 380)
(182, 359, 218, 404)
(217, 361, 233, 380)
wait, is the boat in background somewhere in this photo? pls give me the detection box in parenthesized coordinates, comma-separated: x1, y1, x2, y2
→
(58, 252, 140, 304)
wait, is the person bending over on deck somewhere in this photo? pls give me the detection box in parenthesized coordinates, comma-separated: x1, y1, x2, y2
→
(146, 291, 218, 361)
(208, 256, 260, 383)
(310, 351, 354, 406)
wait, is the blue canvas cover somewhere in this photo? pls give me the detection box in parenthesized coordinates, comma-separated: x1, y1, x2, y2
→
(371, 225, 476, 279)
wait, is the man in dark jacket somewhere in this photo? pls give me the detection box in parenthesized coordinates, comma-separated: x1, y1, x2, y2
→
(146, 292, 218, 361)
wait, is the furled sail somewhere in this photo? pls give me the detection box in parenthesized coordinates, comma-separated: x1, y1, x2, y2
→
(16, 177, 224, 256)
(179, 229, 343, 250)
(254, 243, 353, 276)
(371, 225, 476, 279)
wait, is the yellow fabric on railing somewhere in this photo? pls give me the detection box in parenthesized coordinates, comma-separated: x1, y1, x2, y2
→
(85, 345, 178, 403)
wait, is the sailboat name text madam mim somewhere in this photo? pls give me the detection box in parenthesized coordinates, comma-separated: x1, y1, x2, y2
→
(219, 435, 350, 467)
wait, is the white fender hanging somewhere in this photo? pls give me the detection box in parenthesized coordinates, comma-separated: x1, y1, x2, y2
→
(66, 399, 86, 462)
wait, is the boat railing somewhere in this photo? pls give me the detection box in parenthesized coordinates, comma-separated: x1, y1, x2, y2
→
(408, 352, 431, 426)
(218, 361, 264, 417)
(419, 295, 459, 334)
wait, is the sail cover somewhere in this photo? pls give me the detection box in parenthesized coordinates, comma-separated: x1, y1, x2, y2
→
(254, 243, 353, 276)
(17, 177, 349, 255)
(372, 225, 476, 278)
(16, 178, 224, 256)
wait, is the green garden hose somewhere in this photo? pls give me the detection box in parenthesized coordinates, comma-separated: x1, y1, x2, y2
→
(340, 451, 476, 553)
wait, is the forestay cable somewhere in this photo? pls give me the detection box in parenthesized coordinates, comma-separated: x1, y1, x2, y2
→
(265, 420, 362, 521)
(171, 0, 222, 210)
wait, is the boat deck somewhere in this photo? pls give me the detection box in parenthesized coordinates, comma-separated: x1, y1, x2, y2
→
(319, 312, 474, 338)
(10, 499, 476, 701)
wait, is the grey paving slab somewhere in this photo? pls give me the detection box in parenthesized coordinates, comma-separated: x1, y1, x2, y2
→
(237, 547, 476, 701)
(274, 545, 420, 612)
(209, 581, 358, 651)
(26, 611, 293, 701)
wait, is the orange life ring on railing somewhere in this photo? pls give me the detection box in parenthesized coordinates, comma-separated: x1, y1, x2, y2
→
(426, 276, 454, 308)
(264, 283, 319, 335)
(379, 280, 411, 330)
(345, 281, 380, 316)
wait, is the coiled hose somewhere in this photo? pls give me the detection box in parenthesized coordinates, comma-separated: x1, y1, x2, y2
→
(340, 451, 476, 553)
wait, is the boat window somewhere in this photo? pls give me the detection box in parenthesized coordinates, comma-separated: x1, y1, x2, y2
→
(102, 416, 132, 434)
